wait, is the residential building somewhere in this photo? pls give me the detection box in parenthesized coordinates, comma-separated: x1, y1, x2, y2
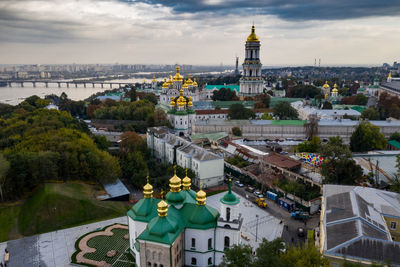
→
(147, 127, 224, 188)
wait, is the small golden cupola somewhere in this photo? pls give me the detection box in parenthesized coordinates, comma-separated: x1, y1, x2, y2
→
(168, 75, 173, 86)
(323, 81, 330, 88)
(192, 78, 198, 87)
(182, 169, 191, 190)
(187, 96, 193, 107)
(152, 74, 157, 83)
(170, 97, 176, 107)
(162, 79, 168, 88)
(389, 71, 392, 79)
(173, 66, 183, 81)
(182, 82, 189, 89)
(143, 176, 153, 198)
(177, 89, 187, 107)
(196, 190, 206, 205)
(157, 200, 168, 217)
(186, 74, 193, 85)
(247, 25, 259, 42)
(169, 166, 182, 192)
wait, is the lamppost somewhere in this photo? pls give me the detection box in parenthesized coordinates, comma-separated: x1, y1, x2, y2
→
(255, 214, 259, 242)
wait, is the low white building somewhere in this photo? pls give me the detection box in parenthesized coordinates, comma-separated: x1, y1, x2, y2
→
(291, 101, 361, 120)
(147, 127, 224, 188)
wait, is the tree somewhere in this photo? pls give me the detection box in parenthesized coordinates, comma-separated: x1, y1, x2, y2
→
(153, 108, 170, 127)
(212, 88, 237, 101)
(390, 132, 400, 142)
(355, 94, 368, 105)
(119, 131, 147, 156)
(350, 121, 385, 152)
(228, 104, 255, 120)
(280, 244, 329, 267)
(143, 93, 158, 105)
(0, 153, 10, 201)
(304, 115, 319, 139)
(129, 88, 137, 102)
(297, 136, 321, 153)
(232, 127, 242, 137)
(121, 151, 148, 187)
(253, 238, 284, 267)
(219, 244, 254, 267)
(273, 101, 298, 120)
(321, 101, 332, 110)
(361, 108, 380, 120)
(320, 137, 362, 185)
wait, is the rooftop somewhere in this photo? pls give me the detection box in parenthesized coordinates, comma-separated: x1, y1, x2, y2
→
(322, 185, 400, 265)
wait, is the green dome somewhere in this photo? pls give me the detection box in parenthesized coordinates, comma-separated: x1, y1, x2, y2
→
(221, 192, 240, 205)
(166, 190, 186, 205)
(188, 205, 219, 227)
(147, 216, 179, 237)
(220, 179, 240, 205)
(127, 198, 159, 222)
(181, 189, 197, 204)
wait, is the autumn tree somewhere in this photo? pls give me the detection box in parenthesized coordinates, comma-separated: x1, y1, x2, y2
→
(350, 121, 385, 152)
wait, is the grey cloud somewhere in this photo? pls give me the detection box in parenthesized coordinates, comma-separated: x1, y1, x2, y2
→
(125, 0, 400, 21)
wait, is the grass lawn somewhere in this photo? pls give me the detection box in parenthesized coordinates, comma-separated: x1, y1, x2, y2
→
(0, 182, 131, 242)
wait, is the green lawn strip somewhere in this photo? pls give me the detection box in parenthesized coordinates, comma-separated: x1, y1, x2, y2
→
(18, 183, 130, 236)
(0, 205, 21, 242)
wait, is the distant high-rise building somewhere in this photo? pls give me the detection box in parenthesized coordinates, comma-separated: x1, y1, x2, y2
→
(234, 56, 239, 75)
(239, 25, 263, 96)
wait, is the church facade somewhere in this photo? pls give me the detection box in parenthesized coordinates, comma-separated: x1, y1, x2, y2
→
(127, 173, 242, 267)
(239, 26, 264, 96)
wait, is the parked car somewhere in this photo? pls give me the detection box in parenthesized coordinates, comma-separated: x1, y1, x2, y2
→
(237, 183, 244, 188)
(253, 191, 261, 196)
(245, 186, 255, 193)
(257, 193, 264, 198)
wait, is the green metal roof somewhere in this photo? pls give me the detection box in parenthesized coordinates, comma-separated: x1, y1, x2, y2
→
(269, 97, 303, 108)
(271, 120, 306, 126)
(127, 198, 160, 222)
(205, 85, 239, 92)
(190, 132, 228, 142)
(181, 189, 197, 204)
(211, 101, 255, 109)
(182, 204, 219, 229)
(166, 191, 186, 205)
(137, 206, 183, 245)
(388, 140, 400, 150)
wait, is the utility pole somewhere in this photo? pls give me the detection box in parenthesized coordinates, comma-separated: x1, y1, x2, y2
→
(255, 214, 259, 242)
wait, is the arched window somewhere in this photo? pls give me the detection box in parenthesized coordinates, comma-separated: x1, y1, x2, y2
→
(154, 264, 157, 267)
(224, 236, 230, 249)
(226, 207, 231, 221)
(191, 238, 196, 248)
(208, 257, 212, 265)
(191, 257, 197, 265)
(208, 238, 212, 249)
(147, 262, 151, 267)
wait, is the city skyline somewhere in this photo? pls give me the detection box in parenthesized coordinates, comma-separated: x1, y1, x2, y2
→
(1, 0, 400, 65)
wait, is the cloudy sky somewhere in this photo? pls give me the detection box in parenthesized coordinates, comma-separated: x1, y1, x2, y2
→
(1, 0, 400, 66)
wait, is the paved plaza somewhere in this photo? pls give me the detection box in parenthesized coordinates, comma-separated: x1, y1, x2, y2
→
(0, 191, 283, 267)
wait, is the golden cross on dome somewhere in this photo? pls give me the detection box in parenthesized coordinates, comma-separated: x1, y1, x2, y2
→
(146, 175, 149, 184)
(174, 164, 177, 175)
(160, 189, 165, 200)
(185, 168, 188, 176)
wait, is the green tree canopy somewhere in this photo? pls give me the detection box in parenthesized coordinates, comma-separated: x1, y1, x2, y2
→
(212, 88, 237, 101)
(228, 104, 255, 120)
(232, 127, 242, 136)
(297, 136, 321, 153)
(361, 108, 380, 120)
(273, 101, 298, 120)
(350, 121, 385, 152)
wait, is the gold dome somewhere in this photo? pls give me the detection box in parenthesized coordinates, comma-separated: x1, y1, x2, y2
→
(247, 25, 259, 42)
(176, 89, 187, 107)
(388, 71, 392, 79)
(143, 176, 153, 198)
(182, 169, 191, 190)
(168, 75, 173, 85)
(192, 78, 198, 87)
(157, 200, 168, 217)
(186, 74, 193, 85)
(196, 190, 206, 205)
(162, 79, 168, 88)
(324, 93, 328, 99)
(323, 81, 330, 88)
(187, 96, 193, 107)
(332, 88, 338, 93)
(173, 66, 183, 81)
(170, 97, 176, 107)
(182, 83, 188, 89)
(333, 83, 338, 89)
(169, 166, 181, 192)
(152, 74, 157, 83)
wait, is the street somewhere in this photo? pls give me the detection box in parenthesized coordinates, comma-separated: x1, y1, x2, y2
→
(231, 183, 320, 245)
